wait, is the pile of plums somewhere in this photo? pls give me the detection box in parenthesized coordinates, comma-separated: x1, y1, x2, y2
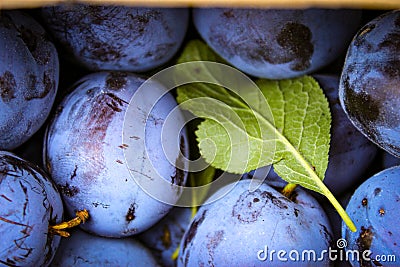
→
(0, 5, 399, 267)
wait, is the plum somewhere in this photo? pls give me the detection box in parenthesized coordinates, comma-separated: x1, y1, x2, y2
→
(382, 151, 400, 169)
(339, 10, 400, 157)
(178, 180, 333, 266)
(193, 8, 362, 79)
(41, 5, 188, 72)
(51, 229, 159, 266)
(0, 11, 59, 150)
(139, 207, 193, 266)
(44, 71, 188, 237)
(0, 151, 63, 266)
(342, 166, 400, 266)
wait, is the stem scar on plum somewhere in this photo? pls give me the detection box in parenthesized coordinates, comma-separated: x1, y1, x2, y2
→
(49, 209, 89, 237)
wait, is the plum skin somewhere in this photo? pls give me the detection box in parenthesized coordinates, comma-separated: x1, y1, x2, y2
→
(44, 71, 188, 238)
(178, 180, 333, 266)
(51, 229, 159, 266)
(339, 10, 400, 157)
(139, 207, 193, 266)
(0, 11, 59, 150)
(342, 166, 400, 266)
(0, 151, 63, 267)
(193, 8, 362, 79)
(41, 5, 189, 72)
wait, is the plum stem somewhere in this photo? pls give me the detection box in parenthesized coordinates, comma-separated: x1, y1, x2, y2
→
(171, 246, 180, 261)
(49, 209, 89, 237)
(282, 183, 297, 198)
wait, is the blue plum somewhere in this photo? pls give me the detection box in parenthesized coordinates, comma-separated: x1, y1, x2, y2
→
(44, 71, 188, 237)
(342, 166, 400, 266)
(51, 229, 159, 266)
(193, 8, 362, 79)
(339, 10, 400, 157)
(0, 11, 59, 150)
(178, 180, 333, 266)
(41, 5, 188, 72)
(139, 207, 193, 266)
(14, 127, 46, 169)
(0, 151, 63, 266)
(382, 151, 400, 169)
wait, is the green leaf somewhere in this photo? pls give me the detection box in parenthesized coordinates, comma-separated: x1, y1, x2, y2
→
(256, 78, 331, 194)
(175, 40, 356, 232)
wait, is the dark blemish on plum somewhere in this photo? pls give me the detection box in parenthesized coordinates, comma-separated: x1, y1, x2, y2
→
(294, 208, 299, 217)
(233, 190, 270, 223)
(161, 224, 172, 249)
(58, 182, 79, 197)
(86, 41, 122, 62)
(92, 202, 110, 208)
(184, 247, 191, 266)
(0, 194, 12, 202)
(16, 225, 34, 262)
(344, 83, 381, 123)
(374, 187, 382, 196)
(19, 181, 29, 217)
(378, 32, 400, 52)
(319, 223, 333, 247)
(105, 93, 128, 112)
(0, 71, 16, 103)
(106, 72, 127, 90)
(206, 230, 224, 265)
(356, 226, 374, 267)
(210, 20, 313, 71)
(261, 191, 289, 209)
(276, 22, 314, 71)
(362, 198, 368, 206)
(126, 203, 136, 221)
(73, 91, 129, 157)
(223, 10, 235, 18)
(24, 72, 54, 100)
(70, 165, 78, 180)
(379, 208, 385, 216)
(381, 61, 400, 79)
(118, 144, 129, 149)
(183, 209, 207, 252)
